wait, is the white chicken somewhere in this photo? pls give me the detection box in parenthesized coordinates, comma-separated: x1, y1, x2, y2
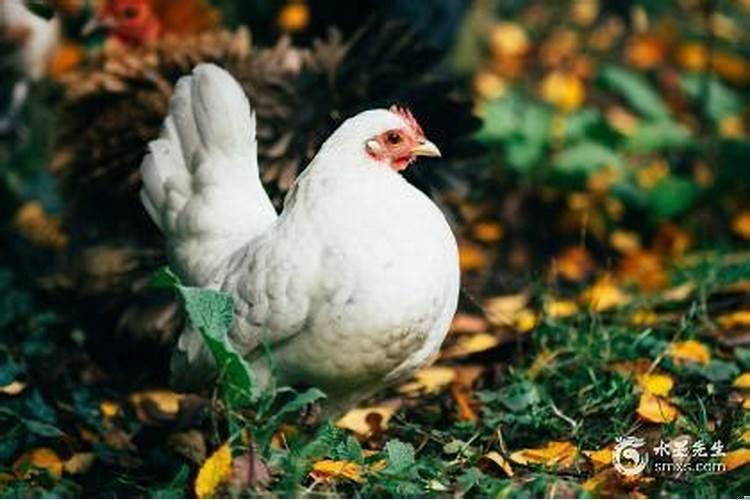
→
(140, 63, 459, 415)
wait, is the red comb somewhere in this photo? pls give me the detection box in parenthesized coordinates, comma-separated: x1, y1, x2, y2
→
(389, 105, 424, 136)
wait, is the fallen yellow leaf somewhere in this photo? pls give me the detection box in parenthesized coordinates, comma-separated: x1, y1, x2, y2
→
(509, 441, 578, 468)
(130, 390, 182, 423)
(732, 212, 750, 240)
(336, 399, 401, 437)
(514, 308, 538, 333)
(63, 453, 95, 475)
(718, 311, 750, 329)
(669, 340, 711, 366)
(582, 276, 631, 311)
(630, 310, 658, 326)
(310, 460, 364, 484)
(583, 447, 613, 471)
(100, 400, 120, 419)
(472, 221, 504, 243)
(398, 366, 456, 395)
(450, 313, 490, 334)
(489, 22, 530, 57)
(544, 299, 579, 319)
(441, 333, 500, 359)
(0, 380, 26, 396)
(16, 448, 63, 478)
(734, 373, 750, 389)
(478, 451, 514, 477)
(540, 71, 585, 112)
(740, 429, 750, 444)
(458, 242, 488, 272)
(636, 392, 679, 423)
(528, 350, 561, 378)
(194, 443, 232, 499)
(484, 293, 529, 325)
(722, 448, 750, 472)
(661, 281, 696, 302)
(609, 229, 641, 254)
(277, 1, 309, 32)
(637, 373, 674, 397)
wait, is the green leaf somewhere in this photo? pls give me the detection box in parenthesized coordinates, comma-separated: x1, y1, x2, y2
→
(735, 348, 750, 370)
(562, 108, 603, 143)
(178, 286, 259, 407)
(680, 73, 742, 124)
(496, 380, 540, 412)
(625, 121, 693, 152)
(149, 266, 181, 288)
(553, 141, 623, 175)
(599, 65, 670, 120)
(476, 95, 551, 173)
(384, 439, 415, 473)
(648, 176, 699, 219)
(475, 94, 521, 143)
(699, 360, 740, 383)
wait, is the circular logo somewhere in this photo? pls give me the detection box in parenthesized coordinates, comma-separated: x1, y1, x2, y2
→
(613, 436, 649, 476)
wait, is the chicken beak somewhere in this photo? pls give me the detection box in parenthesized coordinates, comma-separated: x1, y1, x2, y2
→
(411, 139, 441, 158)
(82, 16, 116, 36)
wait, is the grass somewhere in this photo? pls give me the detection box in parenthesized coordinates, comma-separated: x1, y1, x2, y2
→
(0, 255, 748, 498)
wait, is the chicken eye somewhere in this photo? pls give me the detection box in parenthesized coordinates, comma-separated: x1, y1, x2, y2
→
(121, 6, 138, 19)
(385, 132, 402, 145)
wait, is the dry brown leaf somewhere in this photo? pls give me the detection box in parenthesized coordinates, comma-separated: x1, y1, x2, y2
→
(554, 246, 594, 282)
(194, 443, 232, 499)
(609, 358, 653, 376)
(0, 380, 27, 396)
(636, 392, 679, 423)
(310, 460, 364, 484)
(509, 441, 578, 468)
(398, 366, 456, 395)
(441, 333, 500, 359)
(168, 430, 207, 464)
(669, 340, 711, 365)
(336, 399, 401, 438)
(618, 251, 668, 292)
(722, 448, 750, 472)
(637, 373, 674, 397)
(478, 451, 514, 477)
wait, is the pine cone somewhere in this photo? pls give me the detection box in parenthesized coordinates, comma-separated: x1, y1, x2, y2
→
(49, 21, 480, 345)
